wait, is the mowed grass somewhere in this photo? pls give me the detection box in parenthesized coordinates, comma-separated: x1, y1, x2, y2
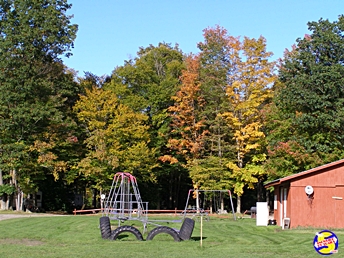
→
(0, 213, 343, 258)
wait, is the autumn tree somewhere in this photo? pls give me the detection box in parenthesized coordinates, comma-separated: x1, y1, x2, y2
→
(0, 0, 78, 210)
(184, 26, 239, 210)
(104, 43, 187, 209)
(165, 55, 207, 162)
(222, 36, 276, 212)
(266, 15, 344, 179)
(197, 26, 237, 160)
(160, 54, 209, 208)
(73, 87, 156, 192)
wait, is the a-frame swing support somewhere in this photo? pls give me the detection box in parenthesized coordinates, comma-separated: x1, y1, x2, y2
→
(182, 189, 236, 220)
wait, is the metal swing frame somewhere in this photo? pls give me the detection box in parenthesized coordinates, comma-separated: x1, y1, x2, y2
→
(181, 189, 236, 221)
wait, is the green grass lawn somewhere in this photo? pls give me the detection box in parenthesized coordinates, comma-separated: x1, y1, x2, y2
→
(0, 213, 342, 258)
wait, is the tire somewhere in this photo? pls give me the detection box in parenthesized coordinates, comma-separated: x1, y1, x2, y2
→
(179, 218, 195, 240)
(110, 226, 143, 241)
(99, 216, 112, 239)
(146, 226, 181, 242)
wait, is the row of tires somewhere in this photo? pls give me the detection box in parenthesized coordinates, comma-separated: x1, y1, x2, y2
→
(99, 216, 195, 242)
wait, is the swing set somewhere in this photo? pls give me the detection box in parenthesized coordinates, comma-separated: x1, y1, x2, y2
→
(181, 189, 236, 221)
(101, 172, 236, 234)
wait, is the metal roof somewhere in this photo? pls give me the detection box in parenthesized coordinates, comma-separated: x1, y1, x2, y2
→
(264, 159, 344, 188)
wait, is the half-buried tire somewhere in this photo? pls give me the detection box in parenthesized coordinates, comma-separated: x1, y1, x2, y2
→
(99, 216, 112, 239)
(146, 226, 181, 242)
(179, 218, 195, 240)
(110, 226, 144, 241)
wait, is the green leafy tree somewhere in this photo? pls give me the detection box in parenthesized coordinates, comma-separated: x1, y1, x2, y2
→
(185, 26, 239, 211)
(266, 15, 344, 178)
(104, 43, 187, 209)
(0, 0, 78, 210)
(198, 26, 237, 160)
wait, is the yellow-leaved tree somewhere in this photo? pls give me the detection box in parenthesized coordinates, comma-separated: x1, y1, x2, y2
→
(222, 36, 276, 212)
(74, 87, 156, 191)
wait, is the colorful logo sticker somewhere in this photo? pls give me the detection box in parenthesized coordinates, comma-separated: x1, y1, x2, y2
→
(313, 230, 338, 255)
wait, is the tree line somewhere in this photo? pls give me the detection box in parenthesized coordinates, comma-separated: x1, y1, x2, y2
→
(1, 1, 344, 213)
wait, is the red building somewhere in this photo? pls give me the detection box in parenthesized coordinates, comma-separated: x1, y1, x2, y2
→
(265, 159, 344, 229)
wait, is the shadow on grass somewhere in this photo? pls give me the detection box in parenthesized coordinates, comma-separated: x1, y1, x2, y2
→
(191, 236, 207, 241)
(116, 234, 130, 240)
(117, 235, 208, 241)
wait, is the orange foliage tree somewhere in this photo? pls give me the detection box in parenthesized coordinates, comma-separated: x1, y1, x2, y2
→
(162, 55, 207, 165)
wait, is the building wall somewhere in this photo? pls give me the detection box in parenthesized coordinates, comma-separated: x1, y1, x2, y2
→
(292, 165, 341, 188)
(275, 165, 344, 228)
(273, 185, 290, 227)
(334, 185, 344, 227)
(289, 185, 336, 228)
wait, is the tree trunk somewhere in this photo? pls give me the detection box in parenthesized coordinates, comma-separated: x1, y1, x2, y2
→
(92, 189, 97, 208)
(236, 195, 241, 213)
(156, 190, 161, 210)
(266, 191, 270, 211)
(175, 173, 181, 209)
(20, 191, 24, 210)
(196, 190, 200, 213)
(257, 178, 265, 202)
(220, 193, 224, 212)
(5, 197, 9, 210)
(11, 169, 23, 211)
(16, 190, 23, 211)
(236, 149, 243, 214)
(168, 174, 173, 209)
(100, 189, 103, 211)
(0, 169, 5, 210)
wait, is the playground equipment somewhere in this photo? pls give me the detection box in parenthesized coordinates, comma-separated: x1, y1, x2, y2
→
(102, 172, 148, 226)
(181, 189, 236, 221)
(100, 172, 195, 241)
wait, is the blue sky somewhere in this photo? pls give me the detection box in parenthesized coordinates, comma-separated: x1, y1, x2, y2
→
(62, 0, 344, 77)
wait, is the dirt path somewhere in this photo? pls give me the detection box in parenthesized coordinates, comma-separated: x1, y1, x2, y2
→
(0, 213, 65, 221)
